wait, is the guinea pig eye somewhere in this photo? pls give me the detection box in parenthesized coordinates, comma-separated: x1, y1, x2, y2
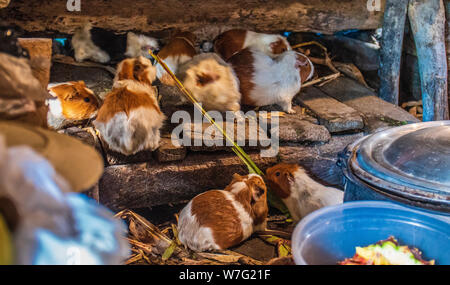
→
(275, 171, 280, 177)
(83, 97, 90, 103)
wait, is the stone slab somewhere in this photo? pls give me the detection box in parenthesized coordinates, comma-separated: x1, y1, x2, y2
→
(295, 87, 364, 133)
(317, 77, 420, 133)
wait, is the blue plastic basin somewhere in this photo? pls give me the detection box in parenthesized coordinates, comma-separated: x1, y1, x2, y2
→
(292, 201, 450, 265)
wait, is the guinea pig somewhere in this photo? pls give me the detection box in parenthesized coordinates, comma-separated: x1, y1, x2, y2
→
(155, 31, 197, 86)
(46, 81, 100, 130)
(93, 80, 165, 155)
(176, 53, 241, 112)
(266, 163, 343, 222)
(113, 56, 157, 87)
(228, 48, 314, 113)
(71, 23, 159, 64)
(214, 29, 291, 61)
(177, 173, 268, 252)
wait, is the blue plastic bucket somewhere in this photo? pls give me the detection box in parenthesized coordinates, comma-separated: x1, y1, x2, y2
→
(291, 201, 450, 265)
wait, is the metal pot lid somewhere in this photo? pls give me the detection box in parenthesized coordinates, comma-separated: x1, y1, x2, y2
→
(350, 121, 450, 205)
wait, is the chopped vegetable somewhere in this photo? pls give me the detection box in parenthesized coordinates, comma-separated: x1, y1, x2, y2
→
(339, 236, 435, 265)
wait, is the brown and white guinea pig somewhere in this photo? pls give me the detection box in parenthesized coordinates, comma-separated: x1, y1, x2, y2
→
(228, 48, 314, 113)
(177, 173, 268, 252)
(266, 163, 343, 222)
(214, 29, 291, 61)
(113, 56, 157, 87)
(176, 53, 241, 112)
(94, 58, 165, 155)
(46, 81, 100, 130)
(71, 23, 159, 64)
(155, 31, 197, 86)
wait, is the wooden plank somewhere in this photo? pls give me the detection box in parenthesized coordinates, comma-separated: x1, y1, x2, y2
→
(154, 137, 187, 163)
(317, 77, 420, 133)
(0, 0, 384, 36)
(295, 87, 364, 133)
(378, 0, 409, 105)
(17, 38, 52, 87)
(98, 152, 278, 211)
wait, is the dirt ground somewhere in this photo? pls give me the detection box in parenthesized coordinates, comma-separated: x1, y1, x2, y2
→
(132, 203, 295, 263)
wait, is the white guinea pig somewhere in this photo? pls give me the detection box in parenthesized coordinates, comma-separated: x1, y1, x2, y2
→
(177, 173, 268, 252)
(71, 23, 159, 64)
(176, 53, 241, 112)
(266, 163, 343, 222)
(214, 29, 291, 61)
(228, 48, 314, 114)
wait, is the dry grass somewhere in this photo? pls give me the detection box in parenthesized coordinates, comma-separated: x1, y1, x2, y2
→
(115, 209, 293, 265)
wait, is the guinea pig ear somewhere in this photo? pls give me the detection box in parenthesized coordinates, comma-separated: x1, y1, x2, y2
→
(196, 72, 219, 87)
(249, 180, 266, 205)
(295, 54, 309, 68)
(59, 85, 77, 101)
(232, 173, 243, 180)
(270, 39, 288, 54)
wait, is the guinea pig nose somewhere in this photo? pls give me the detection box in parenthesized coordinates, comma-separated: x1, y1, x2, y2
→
(84, 97, 90, 103)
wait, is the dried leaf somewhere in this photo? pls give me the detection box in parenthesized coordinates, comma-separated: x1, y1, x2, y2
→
(125, 253, 143, 265)
(197, 251, 263, 265)
(196, 252, 242, 264)
(277, 241, 291, 257)
(162, 242, 178, 261)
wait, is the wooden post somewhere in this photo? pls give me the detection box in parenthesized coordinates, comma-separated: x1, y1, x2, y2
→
(408, 0, 449, 121)
(379, 0, 409, 105)
(445, 1, 450, 112)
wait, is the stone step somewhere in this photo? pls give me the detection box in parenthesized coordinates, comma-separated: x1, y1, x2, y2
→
(317, 77, 420, 133)
(95, 132, 363, 211)
(295, 86, 364, 133)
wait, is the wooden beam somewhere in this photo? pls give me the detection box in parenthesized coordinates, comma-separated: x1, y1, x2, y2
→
(408, 0, 449, 121)
(446, 1, 450, 112)
(379, 0, 409, 105)
(0, 0, 385, 36)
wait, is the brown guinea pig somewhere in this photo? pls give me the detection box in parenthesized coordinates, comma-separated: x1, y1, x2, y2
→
(93, 79, 165, 156)
(176, 53, 241, 112)
(266, 163, 343, 222)
(155, 31, 197, 86)
(46, 81, 100, 130)
(177, 173, 268, 252)
(113, 56, 156, 87)
(228, 48, 314, 113)
(213, 29, 291, 61)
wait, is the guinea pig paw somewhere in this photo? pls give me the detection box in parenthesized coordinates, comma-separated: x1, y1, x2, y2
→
(286, 108, 296, 114)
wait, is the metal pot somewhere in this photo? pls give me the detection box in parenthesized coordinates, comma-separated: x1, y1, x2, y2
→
(338, 121, 450, 217)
